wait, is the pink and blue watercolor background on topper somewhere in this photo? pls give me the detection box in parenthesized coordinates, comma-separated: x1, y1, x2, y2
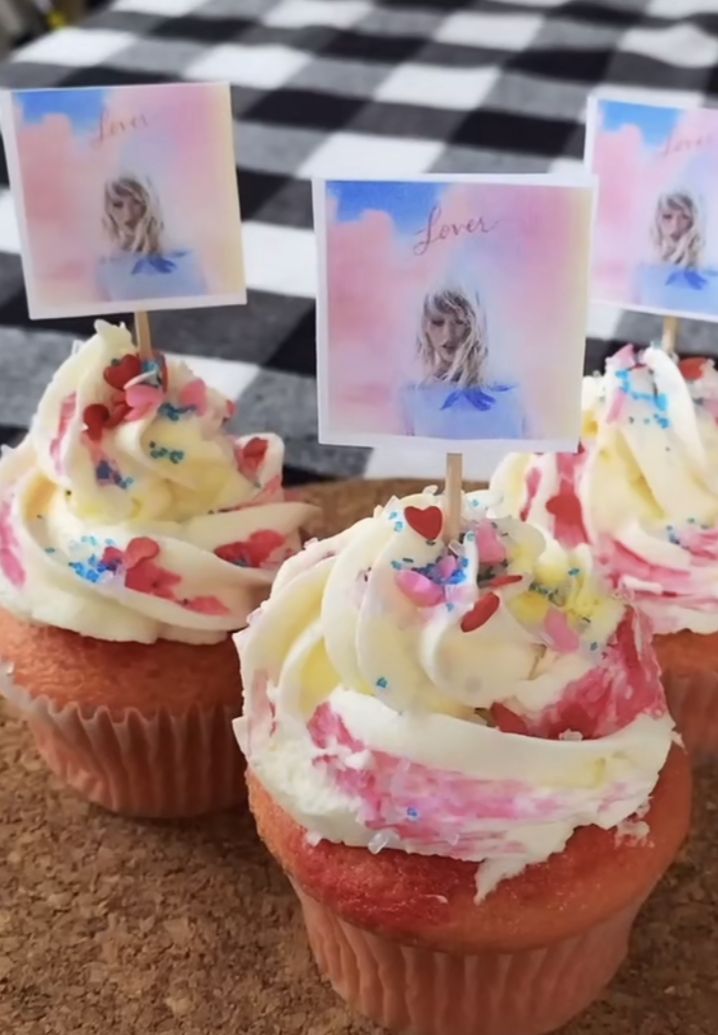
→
(316, 178, 593, 451)
(588, 97, 718, 321)
(2, 82, 245, 318)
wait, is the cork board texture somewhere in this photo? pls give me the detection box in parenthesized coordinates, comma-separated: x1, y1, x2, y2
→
(1, 479, 716, 1035)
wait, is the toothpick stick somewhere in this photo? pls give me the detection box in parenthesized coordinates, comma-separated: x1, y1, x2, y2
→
(662, 315, 679, 355)
(444, 452, 463, 544)
(134, 310, 153, 361)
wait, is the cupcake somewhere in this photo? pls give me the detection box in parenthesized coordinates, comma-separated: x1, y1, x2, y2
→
(493, 344, 718, 756)
(235, 490, 690, 1035)
(0, 320, 315, 817)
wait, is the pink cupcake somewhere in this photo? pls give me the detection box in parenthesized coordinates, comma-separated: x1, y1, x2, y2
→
(235, 489, 689, 1035)
(0, 320, 314, 816)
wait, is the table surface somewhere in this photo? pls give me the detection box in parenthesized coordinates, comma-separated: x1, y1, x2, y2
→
(3, 0, 718, 486)
(1, 478, 717, 1035)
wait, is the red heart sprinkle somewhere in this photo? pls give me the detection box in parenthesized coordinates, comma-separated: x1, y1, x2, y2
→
(679, 356, 708, 382)
(488, 574, 523, 589)
(103, 354, 142, 391)
(404, 505, 443, 541)
(460, 592, 500, 632)
(83, 404, 110, 442)
(124, 537, 160, 569)
(215, 530, 285, 568)
(490, 702, 529, 736)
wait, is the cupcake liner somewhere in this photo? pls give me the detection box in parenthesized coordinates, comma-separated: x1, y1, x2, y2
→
(294, 884, 642, 1035)
(1, 667, 245, 818)
(661, 666, 718, 760)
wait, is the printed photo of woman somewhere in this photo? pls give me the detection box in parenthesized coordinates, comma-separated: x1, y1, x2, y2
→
(401, 285, 525, 439)
(97, 175, 207, 302)
(634, 190, 718, 311)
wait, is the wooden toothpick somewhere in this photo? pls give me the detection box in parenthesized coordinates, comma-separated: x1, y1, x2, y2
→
(662, 315, 679, 355)
(444, 452, 463, 544)
(134, 310, 153, 362)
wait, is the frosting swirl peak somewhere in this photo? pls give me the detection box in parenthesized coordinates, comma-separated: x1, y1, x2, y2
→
(492, 344, 718, 634)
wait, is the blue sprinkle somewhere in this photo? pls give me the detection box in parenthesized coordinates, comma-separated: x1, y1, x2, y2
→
(390, 560, 402, 570)
(68, 561, 101, 584)
(393, 521, 404, 532)
(44, 547, 56, 554)
(460, 556, 469, 568)
(464, 531, 476, 542)
(169, 450, 185, 465)
(388, 511, 398, 520)
(96, 460, 112, 481)
(654, 393, 668, 413)
(446, 602, 455, 612)
(406, 807, 420, 821)
(470, 499, 480, 508)
(159, 401, 195, 422)
(376, 676, 388, 690)
(568, 567, 580, 576)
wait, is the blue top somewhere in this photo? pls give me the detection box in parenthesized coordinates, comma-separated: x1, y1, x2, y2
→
(634, 262, 718, 317)
(97, 249, 207, 302)
(401, 381, 525, 439)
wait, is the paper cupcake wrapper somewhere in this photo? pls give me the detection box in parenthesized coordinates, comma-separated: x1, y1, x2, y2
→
(661, 666, 718, 760)
(1, 667, 245, 818)
(294, 884, 642, 1035)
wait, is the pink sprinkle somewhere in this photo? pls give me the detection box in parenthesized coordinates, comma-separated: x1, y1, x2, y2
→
(475, 520, 506, 565)
(436, 555, 458, 580)
(544, 609, 581, 653)
(124, 383, 163, 421)
(179, 378, 208, 415)
(395, 570, 444, 607)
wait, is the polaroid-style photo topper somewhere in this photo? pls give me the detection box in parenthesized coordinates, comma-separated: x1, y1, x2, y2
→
(1, 82, 246, 318)
(586, 93, 718, 322)
(313, 175, 594, 456)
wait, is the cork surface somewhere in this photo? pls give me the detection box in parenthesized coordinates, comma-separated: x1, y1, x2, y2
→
(1, 479, 716, 1035)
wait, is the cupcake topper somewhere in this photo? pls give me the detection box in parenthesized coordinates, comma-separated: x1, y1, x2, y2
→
(586, 92, 718, 355)
(313, 174, 595, 489)
(0, 83, 247, 349)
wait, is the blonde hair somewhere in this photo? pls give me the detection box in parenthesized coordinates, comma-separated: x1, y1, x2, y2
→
(652, 191, 703, 269)
(103, 175, 164, 256)
(417, 286, 488, 387)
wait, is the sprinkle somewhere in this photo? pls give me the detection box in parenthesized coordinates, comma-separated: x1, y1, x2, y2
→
(406, 807, 420, 821)
(567, 567, 580, 576)
(158, 401, 195, 422)
(393, 521, 404, 532)
(390, 560, 402, 570)
(590, 641, 599, 651)
(402, 557, 414, 564)
(44, 547, 56, 554)
(376, 676, 388, 690)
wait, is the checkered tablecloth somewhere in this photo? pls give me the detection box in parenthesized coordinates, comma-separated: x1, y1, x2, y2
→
(1, 0, 718, 483)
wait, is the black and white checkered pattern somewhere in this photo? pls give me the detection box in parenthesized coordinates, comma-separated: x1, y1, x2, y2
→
(2, 0, 718, 482)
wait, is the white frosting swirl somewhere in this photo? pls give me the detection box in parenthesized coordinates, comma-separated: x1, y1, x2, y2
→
(235, 490, 673, 896)
(492, 345, 718, 635)
(0, 321, 314, 644)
